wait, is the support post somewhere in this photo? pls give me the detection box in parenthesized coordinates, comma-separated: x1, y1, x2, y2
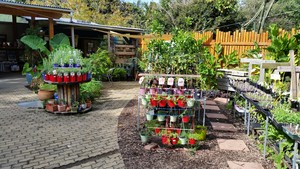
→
(292, 141, 298, 169)
(71, 26, 75, 48)
(137, 96, 141, 130)
(202, 99, 206, 126)
(49, 18, 54, 50)
(290, 50, 297, 99)
(263, 116, 269, 158)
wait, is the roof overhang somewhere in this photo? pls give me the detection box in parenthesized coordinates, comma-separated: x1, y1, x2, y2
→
(0, 0, 72, 19)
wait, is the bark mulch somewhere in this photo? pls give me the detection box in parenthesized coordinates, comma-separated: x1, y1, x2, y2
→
(117, 98, 274, 169)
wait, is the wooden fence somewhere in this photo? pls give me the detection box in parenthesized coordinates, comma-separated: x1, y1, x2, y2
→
(140, 29, 300, 58)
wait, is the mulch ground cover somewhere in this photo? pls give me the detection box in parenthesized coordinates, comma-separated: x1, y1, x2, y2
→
(117, 98, 274, 169)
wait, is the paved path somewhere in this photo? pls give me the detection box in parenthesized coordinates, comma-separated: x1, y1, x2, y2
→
(0, 73, 139, 169)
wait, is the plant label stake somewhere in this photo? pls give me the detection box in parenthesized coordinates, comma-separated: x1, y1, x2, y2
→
(139, 77, 145, 85)
(167, 78, 174, 86)
(178, 78, 184, 87)
(159, 77, 165, 85)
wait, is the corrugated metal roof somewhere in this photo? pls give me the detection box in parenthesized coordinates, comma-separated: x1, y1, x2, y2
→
(0, 0, 72, 13)
(23, 17, 144, 33)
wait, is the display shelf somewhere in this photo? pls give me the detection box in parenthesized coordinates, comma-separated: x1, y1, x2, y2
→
(44, 79, 91, 85)
(46, 107, 92, 114)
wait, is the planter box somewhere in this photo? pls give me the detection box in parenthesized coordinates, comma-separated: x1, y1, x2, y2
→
(234, 104, 245, 114)
(46, 104, 58, 112)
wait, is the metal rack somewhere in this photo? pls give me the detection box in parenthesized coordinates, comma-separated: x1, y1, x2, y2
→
(137, 73, 206, 131)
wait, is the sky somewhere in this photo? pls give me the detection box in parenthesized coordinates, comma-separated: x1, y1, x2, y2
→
(123, 0, 159, 3)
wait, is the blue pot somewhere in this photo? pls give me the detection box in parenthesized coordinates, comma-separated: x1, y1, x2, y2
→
(74, 64, 81, 68)
(41, 73, 45, 80)
(53, 64, 59, 68)
(26, 73, 32, 85)
(87, 73, 92, 80)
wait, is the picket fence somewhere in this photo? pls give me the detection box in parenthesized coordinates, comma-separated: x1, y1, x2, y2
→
(140, 29, 300, 58)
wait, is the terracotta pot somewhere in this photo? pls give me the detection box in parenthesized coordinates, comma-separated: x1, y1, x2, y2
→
(57, 105, 66, 112)
(158, 99, 167, 107)
(46, 104, 58, 112)
(38, 89, 55, 101)
(86, 100, 92, 108)
(182, 116, 190, 123)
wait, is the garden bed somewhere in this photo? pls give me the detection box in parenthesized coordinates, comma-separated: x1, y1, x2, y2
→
(117, 99, 274, 169)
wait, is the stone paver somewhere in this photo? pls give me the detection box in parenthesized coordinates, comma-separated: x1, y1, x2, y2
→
(217, 139, 249, 151)
(205, 100, 217, 105)
(206, 113, 228, 120)
(211, 122, 237, 132)
(0, 73, 139, 169)
(227, 161, 264, 169)
(204, 105, 221, 111)
(214, 97, 228, 104)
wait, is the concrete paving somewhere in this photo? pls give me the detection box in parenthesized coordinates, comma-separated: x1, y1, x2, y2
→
(0, 73, 139, 169)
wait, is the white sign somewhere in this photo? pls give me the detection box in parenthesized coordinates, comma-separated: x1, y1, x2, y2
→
(159, 77, 165, 85)
(271, 73, 280, 80)
(167, 78, 174, 86)
(139, 77, 145, 84)
(178, 78, 184, 86)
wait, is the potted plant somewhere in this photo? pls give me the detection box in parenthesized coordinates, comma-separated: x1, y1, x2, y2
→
(186, 97, 195, 108)
(195, 125, 207, 141)
(170, 110, 177, 122)
(150, 95, 158, 107)
(63, 69, 70, 82)
(188, 133, 197, 145)
(167, 95, 176, 108)
(177, 95, 186, 108)
(146, 110, 154, 121)
(179, 131, 188, 145)
(140, 128, 150, 144)
(157, 111, 166, 122)
(46, 102, 58, 112)
(170, 133, 179, 145)
(57, 69, 63, 83)
(80, 96, 87, 110)
(37, 83, 56, 101)
(141, 95, 149, 107)
(70, 68, 77, 82)
(57, 99, 66, 112)
(71, 101, 79, 112)
(157, 95, 167, 107)
(180, 109, 190, 123)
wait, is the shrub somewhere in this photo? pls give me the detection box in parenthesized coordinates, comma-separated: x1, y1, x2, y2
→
(112, 68, 127, 80)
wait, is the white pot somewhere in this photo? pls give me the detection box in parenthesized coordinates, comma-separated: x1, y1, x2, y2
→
(187, 99, 195, 108)
(141, 98, 148, 106)
(179, 137, 187, 145)
(170, 116, 177, 122)
(146, 114, 153, 121)
(157, 115, 165, 122)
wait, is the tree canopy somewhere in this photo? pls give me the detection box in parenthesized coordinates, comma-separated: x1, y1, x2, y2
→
(22, 0, 299, 32)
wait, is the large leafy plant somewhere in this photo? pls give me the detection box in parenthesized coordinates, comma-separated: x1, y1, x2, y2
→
(87, 49, 112, 80)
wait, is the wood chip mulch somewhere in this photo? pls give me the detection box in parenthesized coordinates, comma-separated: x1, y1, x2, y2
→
(117, 98, 274, 169)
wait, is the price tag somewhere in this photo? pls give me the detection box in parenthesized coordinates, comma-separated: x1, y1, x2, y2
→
(159, 77, 165, 85)
(271, 73, 280, 80)
(178, 78, 184, 86)
(167, 78, 174, 86)
(139, 77, 145, 84)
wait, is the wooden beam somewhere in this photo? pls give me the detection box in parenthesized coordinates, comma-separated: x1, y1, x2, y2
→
(262, 62, 290, 69)
(49, 18, 54, 50)
(0, 6, 62, 19)
(276, 66, 300, 72)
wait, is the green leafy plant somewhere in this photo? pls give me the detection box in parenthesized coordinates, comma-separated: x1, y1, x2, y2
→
(80, 79, 102, 101)
(88, 49, 112, 80)
(112, 68, 127, 80)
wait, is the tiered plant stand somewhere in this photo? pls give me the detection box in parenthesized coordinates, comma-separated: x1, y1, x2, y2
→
(44, 79, 92, 114)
